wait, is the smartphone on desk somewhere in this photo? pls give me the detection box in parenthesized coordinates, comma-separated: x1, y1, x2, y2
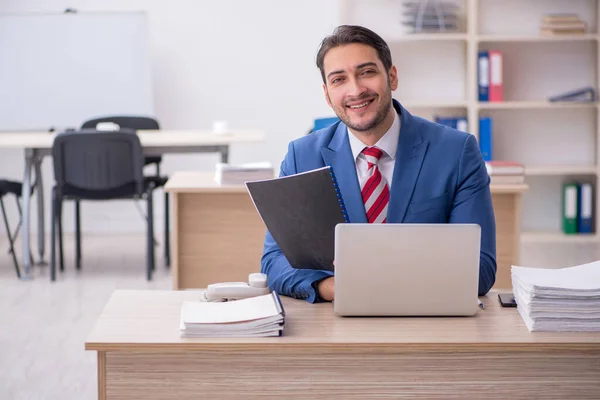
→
(498, 293, 517, 307)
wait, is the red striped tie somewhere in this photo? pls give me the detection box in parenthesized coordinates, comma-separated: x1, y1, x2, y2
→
(361, 147, 389, 223)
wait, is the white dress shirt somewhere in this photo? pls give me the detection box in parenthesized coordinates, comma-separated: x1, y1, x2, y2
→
(347, 110, 401, 189)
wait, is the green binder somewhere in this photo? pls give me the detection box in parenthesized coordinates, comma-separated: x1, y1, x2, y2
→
(562, 183, 578, 234)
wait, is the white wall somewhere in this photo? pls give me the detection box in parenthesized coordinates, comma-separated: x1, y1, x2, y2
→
(1, 0, 595, 239)
(0, 0, 340, 234)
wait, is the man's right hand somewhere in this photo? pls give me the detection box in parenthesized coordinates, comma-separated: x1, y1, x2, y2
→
(317, 276, 335, 301)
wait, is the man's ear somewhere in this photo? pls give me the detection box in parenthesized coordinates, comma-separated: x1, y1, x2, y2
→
(389, 66, 399, 91)
(323, 84, 332, 107)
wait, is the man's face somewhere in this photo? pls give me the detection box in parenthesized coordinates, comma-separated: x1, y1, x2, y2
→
(322, 43, 398, 133)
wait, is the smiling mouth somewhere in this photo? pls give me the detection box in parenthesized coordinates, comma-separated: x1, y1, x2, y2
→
(346, 98, 375, 111)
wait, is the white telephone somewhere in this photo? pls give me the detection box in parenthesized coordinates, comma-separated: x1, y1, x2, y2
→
(201, 273, 270, 302)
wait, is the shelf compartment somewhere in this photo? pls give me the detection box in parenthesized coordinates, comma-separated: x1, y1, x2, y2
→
(478, 101, 597, 110)
(521, 231, 599, 243)
(525, 165, 598, 176)
(477, 34, 598, 43)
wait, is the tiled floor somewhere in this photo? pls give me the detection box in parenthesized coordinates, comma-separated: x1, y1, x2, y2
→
(0, 233, 599, 399)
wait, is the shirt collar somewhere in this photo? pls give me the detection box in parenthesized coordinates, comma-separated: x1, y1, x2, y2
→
(348, 109, 400, 162)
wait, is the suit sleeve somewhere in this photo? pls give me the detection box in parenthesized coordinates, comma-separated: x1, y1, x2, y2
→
(449, 134, 497, 296)
(260, 141, 334, 303)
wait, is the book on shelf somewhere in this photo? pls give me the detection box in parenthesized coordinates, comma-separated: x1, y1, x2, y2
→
(563, 182, 594, 234)
(478, 51, 503, 102)
(180, 292, 285, 338)
(540, 13, 587, 36)
(549, 87, 596, 103)
(511, 260, 600, 332)
(215, 162, 275, 185)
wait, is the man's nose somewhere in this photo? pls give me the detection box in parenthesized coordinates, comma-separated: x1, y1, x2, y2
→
(346, 77, 367, 98)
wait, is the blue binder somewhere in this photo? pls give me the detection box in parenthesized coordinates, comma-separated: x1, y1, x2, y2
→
(435, 117, 457, 128)
(479, 117, 492, 161)
(478, 51, 489, 102)
(578, 183, 593, 233)
(313, 117, 340, 132)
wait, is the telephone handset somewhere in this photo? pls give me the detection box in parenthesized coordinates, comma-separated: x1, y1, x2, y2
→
(201, 273, 270, 302)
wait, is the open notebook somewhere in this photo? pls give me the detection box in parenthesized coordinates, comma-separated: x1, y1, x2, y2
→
(511, 260, 600, 332)
(180, 292, 285, 337)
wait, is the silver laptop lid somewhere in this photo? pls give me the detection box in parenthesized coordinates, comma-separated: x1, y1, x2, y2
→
(333, 224, 481, 317)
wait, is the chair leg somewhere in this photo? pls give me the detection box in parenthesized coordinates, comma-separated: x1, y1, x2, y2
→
(147, 191, 155, 280)
(14, 199, 34, 265)
(164, 191, 170, 267)
(75, 200, 81, 270)
(51, 188, 57, 281)
(57, 195, 64, 272)
(1, 198, 20, 278)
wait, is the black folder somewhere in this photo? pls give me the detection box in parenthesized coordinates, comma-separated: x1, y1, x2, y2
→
(245, 166, 349, 271)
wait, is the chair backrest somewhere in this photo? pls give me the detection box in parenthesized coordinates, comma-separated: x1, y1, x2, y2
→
(52, 129, 145, 197)
(81, 116, 160, 130)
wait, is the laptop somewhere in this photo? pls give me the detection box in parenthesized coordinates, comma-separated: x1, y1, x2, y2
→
(333, 223, 481, 317)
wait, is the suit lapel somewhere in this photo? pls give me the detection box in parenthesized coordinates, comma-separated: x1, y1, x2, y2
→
(387, 102, 429, 223)
(321, 123, 367, 223)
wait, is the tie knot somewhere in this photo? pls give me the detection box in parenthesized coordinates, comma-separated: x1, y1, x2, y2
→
(362, 146, 384, 163)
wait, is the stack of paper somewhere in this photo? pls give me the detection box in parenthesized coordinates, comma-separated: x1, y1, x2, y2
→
(214, 162, 275, 185)
(511, 261, 600, 332)
(485, 161, 525, 184)
(180, 292, 285, 337)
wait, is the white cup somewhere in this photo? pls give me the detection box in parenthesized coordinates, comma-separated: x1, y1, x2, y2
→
(213, 120, 229, 134)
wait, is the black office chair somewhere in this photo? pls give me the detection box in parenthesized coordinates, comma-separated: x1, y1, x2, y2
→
(50, 129, 158, 281)
(80, 116, 170, 268)
(0, 179, 25, 278)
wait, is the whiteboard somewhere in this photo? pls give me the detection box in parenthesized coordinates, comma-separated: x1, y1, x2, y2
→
(0, 12, 154, 131)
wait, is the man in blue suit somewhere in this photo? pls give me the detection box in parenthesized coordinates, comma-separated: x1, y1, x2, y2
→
(261, 25, 496, 303)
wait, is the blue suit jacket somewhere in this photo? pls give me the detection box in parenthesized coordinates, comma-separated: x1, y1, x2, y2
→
(261, 99, 496, 302)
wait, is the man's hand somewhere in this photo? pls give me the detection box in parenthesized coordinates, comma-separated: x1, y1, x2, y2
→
(317, 277, 335, 301)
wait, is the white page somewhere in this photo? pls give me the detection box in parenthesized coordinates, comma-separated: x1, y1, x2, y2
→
(511, 261, 600, 291)
(181, 293, 281, 324)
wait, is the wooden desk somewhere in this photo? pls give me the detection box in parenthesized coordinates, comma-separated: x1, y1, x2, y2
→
(165, 172, 527, 291)
(491, 184, 528, 289)
(165, 171, 266, 289)
(86, 289, 600, 400)
(0, 129, 264, 277)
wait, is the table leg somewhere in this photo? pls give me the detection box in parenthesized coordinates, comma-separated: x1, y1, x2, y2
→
(98, 352, 106, 400)
(20, 149, 34, 279)
(35, 155, 46, 265)
(220, 145, 229, 163)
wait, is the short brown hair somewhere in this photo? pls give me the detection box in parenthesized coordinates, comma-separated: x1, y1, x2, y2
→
(316, 25, 393, 83)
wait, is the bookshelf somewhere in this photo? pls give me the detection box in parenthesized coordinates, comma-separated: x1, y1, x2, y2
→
(339, 0, 600, 243)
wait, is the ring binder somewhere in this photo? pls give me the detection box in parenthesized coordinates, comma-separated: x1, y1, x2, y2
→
(245, 166, 349, 271)
(328, 165, 351, 223)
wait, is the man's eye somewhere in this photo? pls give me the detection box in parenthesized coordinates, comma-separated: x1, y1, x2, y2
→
(331, 77, 343, 84)
(362, 69, 375, 75)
